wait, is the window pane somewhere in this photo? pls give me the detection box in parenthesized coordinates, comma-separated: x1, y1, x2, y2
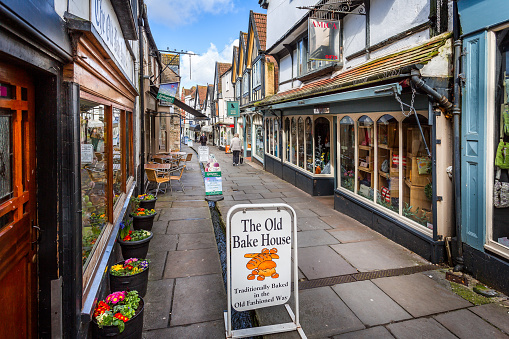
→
(0, 111, 12, 204)
(246, 116, 252, 150)
(315, 117, 330, 174)
(80, 101, 108, 268)
(402, 114, 433, 227)
(255, 116, 263, 159)
(305, 117, 313, 173)
(266, 119, 270, 153)
(113, 108, 122, 205)
(291, 117, 297, 165)
(274, 119, 279, 158)
(340, 116, 354, 191)
(357, 115, 373, 198)
(125, 112, 130, 176)
(298, 118, 304, 168)
(376, 115, 399, 212)
(285, 118, 290, 161)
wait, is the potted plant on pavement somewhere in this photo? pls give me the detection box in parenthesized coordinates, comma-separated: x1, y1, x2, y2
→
(91, 290, 144, 339)
(130, 207, 157, 231)
(109, 258, 150, 297)
(117, 221, 153, 260)
(135, 193, 157, 210)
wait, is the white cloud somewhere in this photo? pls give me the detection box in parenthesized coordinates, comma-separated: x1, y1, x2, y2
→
(179, 39, 238, 90)
(145, 0, 235, 27)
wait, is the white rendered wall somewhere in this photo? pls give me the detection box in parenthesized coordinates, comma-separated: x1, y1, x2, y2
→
(343, 12, 366, 60)
(279, 54, 292, 84)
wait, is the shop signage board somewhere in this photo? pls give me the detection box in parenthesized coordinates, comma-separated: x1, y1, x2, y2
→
(198, 146, 209, 162)
(308, 18, 341, 61)
(81, 144, 94, 163)
(225, 204, 305, 338)
(187, 140, 193, 147)
(227, 101, 240, 117)
(157, 82, 179, 102)
(204, 171, 222, 196)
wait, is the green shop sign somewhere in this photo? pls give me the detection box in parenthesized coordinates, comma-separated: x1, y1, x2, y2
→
(227, 101, 240, 117)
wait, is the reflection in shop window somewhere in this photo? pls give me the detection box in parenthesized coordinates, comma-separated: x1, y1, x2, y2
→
(339, 116, 355, 192)
(266, 119, 270, 154)
(80, 101, 108, 268)
(376, 115, 399, 212)
(305, 117, 313, 173)
(298, 117, 304, 169)
(245, 116, 252, 150)
(113, 108, 122, 206)
(402, 114, 432, 227)
(357, 115, 374, 199)
(315, 117, 330, 174)
(291, 117, 297, 165)
(285, 118, 290, 161)
(274, 119, 279, 158)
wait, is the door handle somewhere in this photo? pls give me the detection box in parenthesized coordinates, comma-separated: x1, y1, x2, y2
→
(32, 225, 41, 244)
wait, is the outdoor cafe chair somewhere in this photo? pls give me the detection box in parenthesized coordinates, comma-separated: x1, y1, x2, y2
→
(168, 166, 185, 193)
(183, 153, 192, 170)
(144, 168, 169, 197)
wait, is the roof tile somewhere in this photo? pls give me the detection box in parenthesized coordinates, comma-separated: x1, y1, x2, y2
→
(253, 12, 267, 51)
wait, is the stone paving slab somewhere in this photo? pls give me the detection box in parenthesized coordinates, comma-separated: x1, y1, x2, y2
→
(386, 318, 458, 339)
(298, 245, 357, 280)
(333, 326, 395, 339)
(157, 207, 211, 221)
(150, 220, 168, 235)
(373, 273, 472, 318)
(163, 248, 222, 279)
(330, 239, 425, 272)
(166, 218, 213, 235)
(170, 200, 209, 208)
(146, 253, 166, 281)
(143, 280, 174, 330)
(143, 320, 225, 339)
(332, 280, 412, 326)
(261, 192, 286, 199)
(434, 309, 508, 338)
(320, 214, 365, 229)
(147, 234, 178, 254)
(249, 198, 287, 204)
(327, 227, 382, 243)
(293, 208, 319, 218)
(177, 232, 216, 250)
(170, 274, 227, 326)
(469, 302, 509, 334)
(297, 230, 340, 248)
(297, 217, 332, 231)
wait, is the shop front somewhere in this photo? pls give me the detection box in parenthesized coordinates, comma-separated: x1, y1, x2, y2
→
(458, 0, 509, 295)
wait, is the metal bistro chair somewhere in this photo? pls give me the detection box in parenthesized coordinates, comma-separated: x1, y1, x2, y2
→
(168, 166, 185, 193)
(144, 168, 169, 197)
(183, 153, 192, 170)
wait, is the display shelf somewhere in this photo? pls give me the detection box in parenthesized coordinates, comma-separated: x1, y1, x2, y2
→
(379, 170, 390, 179)
(378, 144, 391, 150)
(359, 145, 373, 151)
(359, 167, 373, 173)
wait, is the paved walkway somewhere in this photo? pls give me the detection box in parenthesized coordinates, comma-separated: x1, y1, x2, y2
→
(142, 145, 509, 338)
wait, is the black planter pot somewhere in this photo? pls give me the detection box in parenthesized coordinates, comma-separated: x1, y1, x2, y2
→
(138, 198, 156, 210)
(110, 262, 149, 297)
(118, 232, 153, 260)
(91, 298, 144, 339)
(131, 213, 156, 231)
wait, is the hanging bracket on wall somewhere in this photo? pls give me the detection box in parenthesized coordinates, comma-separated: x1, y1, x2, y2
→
(297, 0, 366, 18)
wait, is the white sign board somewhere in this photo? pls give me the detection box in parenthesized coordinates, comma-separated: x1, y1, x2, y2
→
(187, 140, 193, 147)
(198, 146, 209, 162)
(81, 144, 94, 164)
(225, 204, 305, 338)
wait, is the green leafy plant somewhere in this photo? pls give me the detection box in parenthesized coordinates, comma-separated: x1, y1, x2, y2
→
(130, 208, 156, 217)
(120, 229, 151, 242)
(424, 183, 433, 201)
(110, 258, 150, 277)
(93, 290, 141, 333)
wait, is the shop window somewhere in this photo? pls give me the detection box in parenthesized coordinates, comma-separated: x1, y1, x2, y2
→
(291, 117, 297, 165)
(252, 59, 262, 88)
(274, 119, 279, 158)
(113, 108, 122, 205)
(305, 117, 313, 173)
(0, 111, 12, 206)
(402, 114, 432, 227)
(266, 119, 270, 154)
(357, 116, 374, 199)
(298, 117, 305, 168)
(315, 117, 330, 174)
(285, 118, 290, 161)
(269, 118, 273, 155)
(245, 116, 252, 150)
(492, 28, 509, 249)
(376, 115, 399, 212)
(80, 101, 108, 268)
(339, 116, 355, 192)
(255, 116, 263, 159)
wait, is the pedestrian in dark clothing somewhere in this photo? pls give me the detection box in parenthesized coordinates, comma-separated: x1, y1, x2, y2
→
(230, 133, 242, 166)
(199, 133, 207, 146)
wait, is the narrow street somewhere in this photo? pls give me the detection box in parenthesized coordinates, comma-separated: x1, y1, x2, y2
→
(142, 145, 509, 338)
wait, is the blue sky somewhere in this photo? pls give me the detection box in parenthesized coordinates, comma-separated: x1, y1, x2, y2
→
(146, 0, 266, 90)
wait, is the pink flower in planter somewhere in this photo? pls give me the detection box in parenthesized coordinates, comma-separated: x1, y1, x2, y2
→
(125, 258, 138, 265)
(106, 291, 126, 305)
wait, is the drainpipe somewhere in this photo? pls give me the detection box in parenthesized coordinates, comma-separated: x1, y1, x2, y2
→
(138, 0, 145, 194)
(452, 0, 464, 271)
(410, 69, 452, 110)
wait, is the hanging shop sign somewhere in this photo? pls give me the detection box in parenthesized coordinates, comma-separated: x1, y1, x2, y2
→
(227, 101, 240, 117)
(157, 82, 179, 102)
(308, 18, 341, 61)
(161, 53, 180, 74)
(225, 204, 305, 338)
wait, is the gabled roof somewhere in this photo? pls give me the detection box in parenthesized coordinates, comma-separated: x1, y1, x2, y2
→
(257, 33, 452, 107)
(197, 85, 208, 107)
(215, 62, 232, 93)
(232, 46, 239, 83)
(239, 31, 248, 75)
(252, 12, 267, 51)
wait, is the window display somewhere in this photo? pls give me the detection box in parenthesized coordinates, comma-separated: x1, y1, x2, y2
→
(80, 101, 108, 268)
(291, 117, 297, 165)
(314, 117, 330, 174)
(255, 121, 263, 159)
(266, 119, 271, 154)
(113, 108, 122, 205)
(340, 116, 355, 192)
(357, 116, 374, 199)
(305, 117, 313, 173)
(245, 116, 252, 150)
(274, 119, 279, 158)
(298, 117, 304, 168)
(376, 115, 399, 212)
(285, 118, 290, 161)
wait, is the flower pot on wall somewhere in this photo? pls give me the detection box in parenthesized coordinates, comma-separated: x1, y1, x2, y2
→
(118, 232, 153, 260)
(91, 298, 144, 339)
(131, 213, 156, 231)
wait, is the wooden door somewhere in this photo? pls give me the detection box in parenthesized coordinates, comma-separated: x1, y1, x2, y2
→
(0, 61, 37, 338)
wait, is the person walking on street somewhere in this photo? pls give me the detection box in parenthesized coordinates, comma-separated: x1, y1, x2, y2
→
(199, 133, 207, 146)
(230, 133, 242, 166)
